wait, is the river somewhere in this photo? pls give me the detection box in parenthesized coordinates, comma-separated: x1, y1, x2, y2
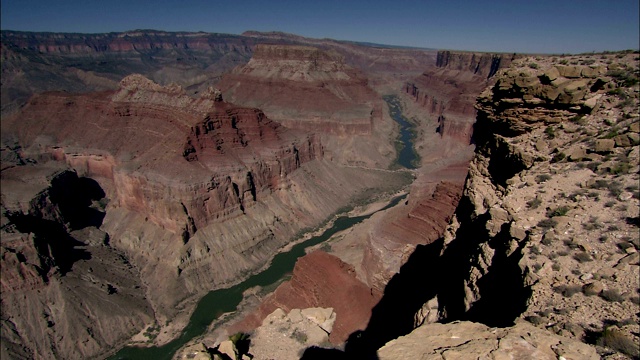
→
(109, 95, 418, 360)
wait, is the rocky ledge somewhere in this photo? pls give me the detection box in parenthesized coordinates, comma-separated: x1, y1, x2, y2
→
(431, 52, 639, 359)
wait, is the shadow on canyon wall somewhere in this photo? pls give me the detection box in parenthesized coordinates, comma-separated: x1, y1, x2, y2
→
(302, 196, 532, 359)
(5, 176, 107, 276)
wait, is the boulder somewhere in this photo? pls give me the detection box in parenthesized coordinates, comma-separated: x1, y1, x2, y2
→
(567, 147, 588, 161)
(613, 134, 632, 147)
(539, 67, 559, 82)
(555, 65, 582, 78)
(581, 66, 606, 78)
(582, 94, 602, 111)
(594, 139, 615, 153)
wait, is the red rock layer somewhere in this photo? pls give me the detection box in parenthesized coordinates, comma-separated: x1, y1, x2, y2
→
(230, 250, 382, 343)
(381, 181, 461, 246)
(1, 75, 323, 237)
(217, 44, 380, 135)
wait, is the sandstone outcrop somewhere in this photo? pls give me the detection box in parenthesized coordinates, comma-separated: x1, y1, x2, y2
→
(378, 320, 599, 359)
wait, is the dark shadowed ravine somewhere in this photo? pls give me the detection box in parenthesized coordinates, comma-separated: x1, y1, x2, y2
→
(109, 95, 418, 360)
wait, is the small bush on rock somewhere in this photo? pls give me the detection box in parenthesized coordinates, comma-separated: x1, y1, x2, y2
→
(597, 328, 640, 358)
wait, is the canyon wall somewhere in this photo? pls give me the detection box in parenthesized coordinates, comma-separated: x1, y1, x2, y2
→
(217, 44, 396, 167)
(1, 163, 153, 359)
(404, 50, 520, 143)
(0, 75, 409, 359)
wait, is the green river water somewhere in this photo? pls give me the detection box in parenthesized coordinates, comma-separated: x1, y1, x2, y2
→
(109, 95, 417, 359)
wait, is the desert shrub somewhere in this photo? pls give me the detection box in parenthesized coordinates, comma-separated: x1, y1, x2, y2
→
(574, 251, 593, 263)
(545, 126, 555, 139)
(582, 216, 603, 230)
(607, 87, 628, 99)
(528, 62, 539, 69)
(609, 162, 631, 175)
(554, 284, 583, 297)
(569, 115, 585, 123)
(551, 262, 561, 270)
(586, 161, 601, 173)
(527, 197, 543, 209)
(596, 328, 640, 358)
(604, 201, 617, 208)
(600, 289, 625, 303)
(290, 329, 308, 344)
(535, 174, 552, 183)
(599, 235, 608, 243)
(589, 179, 609, 189)
(607, 181, 624, 197)
(563, 239, 580, 249)
(558, 250, 569, 256)
(537, 218, 558, 229)
(606, 68, 640, 87)
(530, 245, 542, 255)
(616, 98, 634, 108)
(546, 206, 569, 217)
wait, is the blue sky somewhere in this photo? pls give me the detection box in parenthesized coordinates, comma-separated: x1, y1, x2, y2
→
(1, 0, 638, 53)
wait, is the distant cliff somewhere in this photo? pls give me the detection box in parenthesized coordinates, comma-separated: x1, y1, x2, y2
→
(1, 30, 254, 54)
(404, 50, 520, 143)
(436, 50, 518, 78)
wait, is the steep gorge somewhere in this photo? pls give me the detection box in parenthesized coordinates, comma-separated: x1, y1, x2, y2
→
(0, 73, 408, 359)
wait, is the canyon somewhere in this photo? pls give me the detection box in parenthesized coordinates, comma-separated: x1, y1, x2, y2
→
(1, 28, 639, 360)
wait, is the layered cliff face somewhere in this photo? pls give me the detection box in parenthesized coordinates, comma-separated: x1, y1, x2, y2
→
(0, 75, 410, 359)
(1, 30, 257, 115)
(434, 53, 640, 359)
(1, 30, 434, 119)
(217, 44, 396, 167)
(404, 50, 520, 144)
